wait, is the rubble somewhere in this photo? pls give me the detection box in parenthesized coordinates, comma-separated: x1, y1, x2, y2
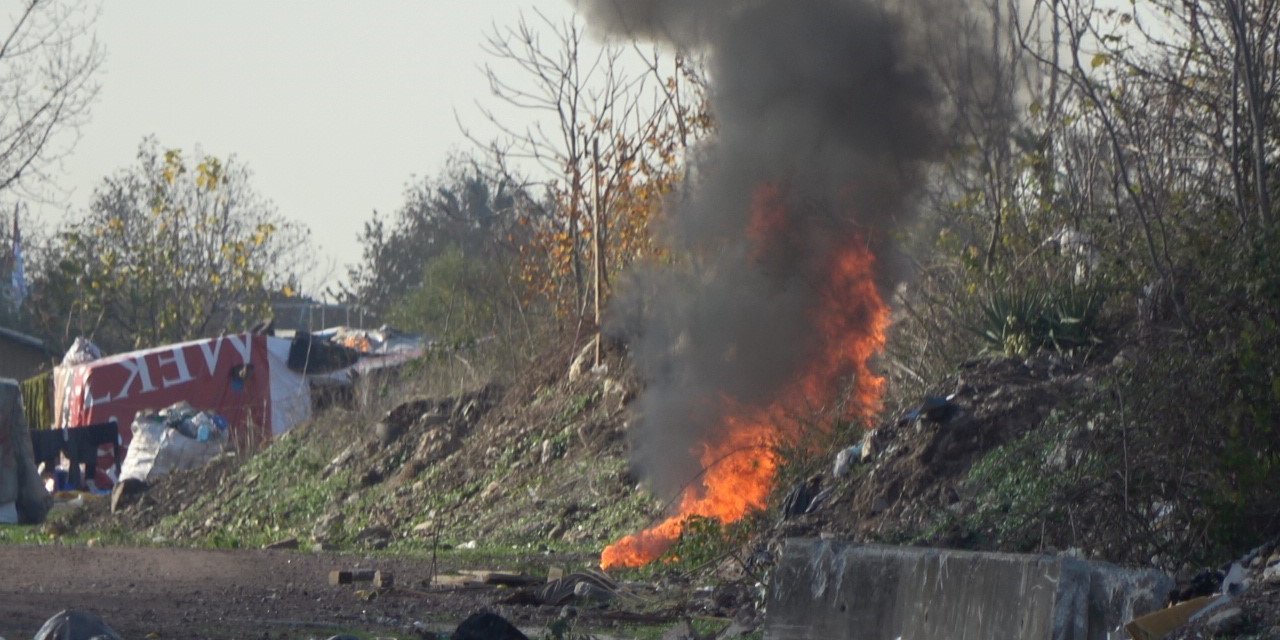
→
(1162, 538, 1280, 639)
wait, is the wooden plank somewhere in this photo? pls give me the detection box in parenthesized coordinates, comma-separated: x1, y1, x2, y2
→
(328, 568, 376, 585)
(430, 574, 486, 587)
(457, 570, 542, 586)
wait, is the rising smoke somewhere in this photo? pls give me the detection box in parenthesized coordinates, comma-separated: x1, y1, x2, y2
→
(587, 0, 957, 499)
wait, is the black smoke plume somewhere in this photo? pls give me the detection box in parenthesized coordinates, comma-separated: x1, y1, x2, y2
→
(588, 0, 949, 499)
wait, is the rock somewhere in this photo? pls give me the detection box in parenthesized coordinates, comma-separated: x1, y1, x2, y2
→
(374, 420, 403, 444)
(541, 439, 554, 465)
(409, 620, 437, 639)
(33, 609, 122, 640)
(109, 478, 147, 513)
(313, 511, 344, 540)
(547, 521, 568, 540)
(322, 445, 357, 478)
(1263, 563, 1280, 585)
(567, 336, 599, 382)
(413, 521, 435, 535)
(354, 525, 392, 549)
(659, 619, 701, 640)
(359, 468, 383, 486)
(717, 619, 761, 638)
(602, 377, 630, 410)
(833, 445, 862, 477)
(264, 536, 299, 550)
(1204, 607, 1245, 636)
(868, 496, 890, 515)
(453, 611, 529, 640)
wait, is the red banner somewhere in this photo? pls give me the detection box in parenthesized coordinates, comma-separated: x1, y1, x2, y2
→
(54, 334, 277, 487)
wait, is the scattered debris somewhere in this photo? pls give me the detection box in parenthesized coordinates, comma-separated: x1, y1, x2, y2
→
(899, 395, 959, 425)
(1125, 596, 1215, 640)
(573, 580, 616, 604)
(1152, 537, 1280, 639)
(452, 611, 529, 640)
(780, 475, 823, 520)
(457, 570, 540, 587)
(109, 478, 146, 514)
(32, 609, 122, 640)
(832, 444, 862, 477)
(534, 570, 622, 606)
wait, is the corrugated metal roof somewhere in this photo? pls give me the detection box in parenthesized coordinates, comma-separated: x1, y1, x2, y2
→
(0, 326, 47, 350)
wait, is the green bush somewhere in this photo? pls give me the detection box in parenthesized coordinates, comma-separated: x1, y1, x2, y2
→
(388, 244, 515, 343)
(974, 278, 1106, 357)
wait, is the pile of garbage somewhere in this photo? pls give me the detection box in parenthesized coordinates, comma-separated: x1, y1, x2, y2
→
(119, 402, 229, 485)
(1161, 538, 1280, 639)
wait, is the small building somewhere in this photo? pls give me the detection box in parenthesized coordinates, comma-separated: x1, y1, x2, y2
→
(0, 326, 52, 380)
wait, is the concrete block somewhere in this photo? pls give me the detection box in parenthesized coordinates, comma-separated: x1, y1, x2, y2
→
(764, 539, 1171, 640)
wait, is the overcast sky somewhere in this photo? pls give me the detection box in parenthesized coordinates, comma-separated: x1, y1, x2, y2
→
(33, 0, 577, 292)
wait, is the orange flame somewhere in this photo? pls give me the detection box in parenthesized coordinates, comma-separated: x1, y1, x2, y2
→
(601, 188, 890, 570)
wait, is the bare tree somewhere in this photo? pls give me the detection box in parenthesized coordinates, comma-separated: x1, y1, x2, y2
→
(0, 0, 102, 197)
(465, 10, 708, 324)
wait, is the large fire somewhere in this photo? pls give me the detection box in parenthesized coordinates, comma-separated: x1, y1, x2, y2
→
(600, 186, 890, 570)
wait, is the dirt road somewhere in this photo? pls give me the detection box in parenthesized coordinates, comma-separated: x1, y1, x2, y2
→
(0, 544, 525, 639)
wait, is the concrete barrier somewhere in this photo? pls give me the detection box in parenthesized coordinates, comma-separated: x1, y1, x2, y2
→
(764, 539, 1172, 640)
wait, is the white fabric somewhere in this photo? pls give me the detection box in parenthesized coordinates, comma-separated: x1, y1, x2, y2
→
(120, 416, 226, 483)
(266, 337, 311, 436)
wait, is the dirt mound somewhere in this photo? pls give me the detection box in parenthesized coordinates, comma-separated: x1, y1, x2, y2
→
(116, 452, 245, 530)
(774, 352, 1082, 540)
(848, 353, 1084, 541)
(758, 347, 1236, 572)
(385, 367, 651, 548)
